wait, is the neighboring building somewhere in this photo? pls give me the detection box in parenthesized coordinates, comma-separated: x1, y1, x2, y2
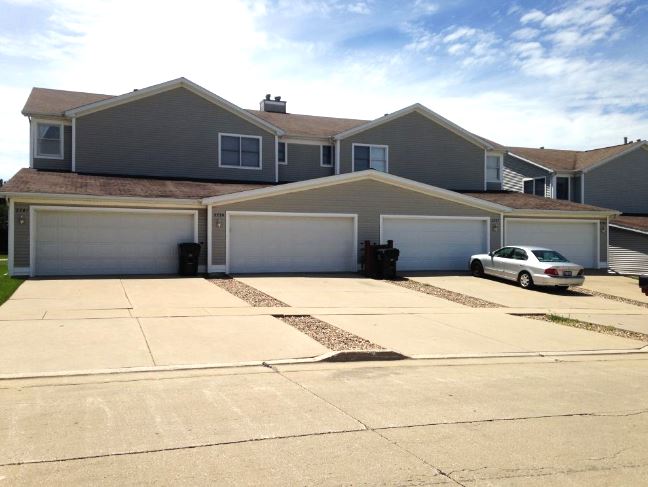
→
(1, 78, 619, 277)
(502, 142, 648, 274)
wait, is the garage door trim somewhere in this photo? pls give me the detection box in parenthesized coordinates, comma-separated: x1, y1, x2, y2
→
(29, 206, 199, 277)
(379, 214, 491, 248)
(504, 218, 601, 268)
(225, 211, 358, 274)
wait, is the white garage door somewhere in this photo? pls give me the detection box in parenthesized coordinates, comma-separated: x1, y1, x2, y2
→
(381, 216, 489, 271)
(34, 209, 196, 276)
(505, 219, 598, 268)
(228, 212, 356, 273)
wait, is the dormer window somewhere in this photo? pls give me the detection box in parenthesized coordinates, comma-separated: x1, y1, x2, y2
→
(35, 123, 63, 159)
(353, 144, 388, 172)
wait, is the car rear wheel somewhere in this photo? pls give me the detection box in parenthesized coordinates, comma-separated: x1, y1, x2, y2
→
(471, 260, 484, 277)
(518, 271, 534, 289)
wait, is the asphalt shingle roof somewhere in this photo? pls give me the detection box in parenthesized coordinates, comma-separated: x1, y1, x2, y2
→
(0, 169, 271, 200)
(464, 191, 616, 212)
(610, 215, 648, 233)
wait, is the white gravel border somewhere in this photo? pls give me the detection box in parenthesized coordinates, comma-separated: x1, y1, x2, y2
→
(390, 278, 503, 308)
(278, 315, 384, 351)
(209, 278, 288, 307)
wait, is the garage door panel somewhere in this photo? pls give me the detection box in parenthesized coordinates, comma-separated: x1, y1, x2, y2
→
(505, 220, 597, 268)
(34, 210, 195, 276)
(382, 217, 489, 271)
(228, 214, 356, 273)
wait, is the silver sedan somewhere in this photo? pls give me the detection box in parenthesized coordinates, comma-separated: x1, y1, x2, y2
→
(469, 246, 585, 290)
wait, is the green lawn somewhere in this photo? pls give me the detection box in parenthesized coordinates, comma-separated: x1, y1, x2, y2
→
(0, 255, 24, 305)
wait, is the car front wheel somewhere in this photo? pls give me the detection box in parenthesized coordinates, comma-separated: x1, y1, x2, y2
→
(471, 260, 484, 277)
(518, 271, 534, 289)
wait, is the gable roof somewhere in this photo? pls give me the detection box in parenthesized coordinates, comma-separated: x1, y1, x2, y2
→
(508, 140, 647, 172)
(203, 169, 509, 212)
(332, 103, 495, 150)
(60, 78, 284, 136)
(247, 110, 367, 139)
(0, 168, 270, 201)
(464, 191, 615, 212)
(22, 88, 113, 117)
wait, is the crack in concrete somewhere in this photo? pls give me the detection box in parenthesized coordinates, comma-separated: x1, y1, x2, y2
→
(1, 407, 646, 469)
(135, 317, 157, 367)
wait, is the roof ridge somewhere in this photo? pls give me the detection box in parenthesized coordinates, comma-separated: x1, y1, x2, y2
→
(246, 109, 368, 122)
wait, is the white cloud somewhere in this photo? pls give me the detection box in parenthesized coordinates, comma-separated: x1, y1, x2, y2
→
(346, 2, 370, 14)
(520, 9, 546, 24)
(511, 27, 540, 41)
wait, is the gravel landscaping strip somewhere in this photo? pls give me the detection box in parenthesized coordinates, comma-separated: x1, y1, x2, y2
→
(389, 278, 503, 308)
(278, 315, 384, 351)
(522, 313, 648, 343)
(208, 277, 288, 307)
(574, 287, 648, 309)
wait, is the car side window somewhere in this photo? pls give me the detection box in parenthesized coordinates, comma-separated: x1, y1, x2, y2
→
(512, 248, 528, 260)
(493, 247, 514, 258)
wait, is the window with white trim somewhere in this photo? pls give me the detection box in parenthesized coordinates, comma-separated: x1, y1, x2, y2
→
(321, 145, 334, 167)
(278, 142, 286, 164)
(523, 177, 546, 197)
(219, 134, 261, 169)
(485, 154, 502, 182)
(353, 144, 387, 172)
(35, 123, 63, 158)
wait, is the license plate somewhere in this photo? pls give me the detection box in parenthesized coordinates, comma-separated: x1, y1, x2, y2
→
(564, 271, 572, 277)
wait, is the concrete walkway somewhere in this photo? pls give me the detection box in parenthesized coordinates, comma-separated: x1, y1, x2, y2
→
(582, 274, 648, 303)
(1, 356, 647, 485)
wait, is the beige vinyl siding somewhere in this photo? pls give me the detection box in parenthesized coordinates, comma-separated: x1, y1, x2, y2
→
(503, 154, 552, 197)
(12, 202, 207, 269)
(585, 147, 648, 213)
(338, 112, 486, 191)
(609, 227, 648, 275)
(32, 124, 73, 171)
(75, 87, 276, 182)
(211, 179, 501, 266)
(279, 143, 334, 182)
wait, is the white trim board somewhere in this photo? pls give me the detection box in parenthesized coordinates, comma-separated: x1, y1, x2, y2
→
(225, 211, 358, 274)
(609, 224, 648, 236)
(507, 152, 555, 173)
(28, 206, 199, 277)
(333, 103, 494, 150)
(64, 77, 284, 136)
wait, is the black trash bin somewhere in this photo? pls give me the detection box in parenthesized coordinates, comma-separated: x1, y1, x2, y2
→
(376, 247, 400, 280)
(640, 275, 648, 296)
(178, 242, 201, 276)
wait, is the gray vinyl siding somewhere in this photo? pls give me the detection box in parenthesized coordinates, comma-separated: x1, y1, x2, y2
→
(75, 88, 276, 182)
(32, 125, 73, 171)
(609, 227, 648, 275)
(279, 143, 334, 182)
(211, 179, 501, 266)
(585, 147, 648, 213)
(338, 112, 486, 191)
(502, 154, 552, 197)
(12, 203, 207, 270)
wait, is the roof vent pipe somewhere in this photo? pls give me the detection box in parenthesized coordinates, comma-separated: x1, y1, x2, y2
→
(274, 96, 281, 101)
(624, 136, 628, 144)
(265, 94, 271, 100)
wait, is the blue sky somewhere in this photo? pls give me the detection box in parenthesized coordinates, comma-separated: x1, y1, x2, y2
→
(1, 0, 647, 179)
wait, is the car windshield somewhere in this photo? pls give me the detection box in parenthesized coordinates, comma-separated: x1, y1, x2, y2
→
(532, 250, 568, 262)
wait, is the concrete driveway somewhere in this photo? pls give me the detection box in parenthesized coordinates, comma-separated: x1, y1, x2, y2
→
(582, 274, 648, 302)
(0, 274, 646, 376)
(405, 274, 641, 310)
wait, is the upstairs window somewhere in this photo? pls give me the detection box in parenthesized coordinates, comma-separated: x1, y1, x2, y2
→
(353, 144, 388, 172)
(321, 145, 334, 167)
(278, 142, 286, 164)
(35, 123, 63, 159)
(219, 134, 261, 169)
(486, 154, 502, 182)
(523, 177, 546, 197)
